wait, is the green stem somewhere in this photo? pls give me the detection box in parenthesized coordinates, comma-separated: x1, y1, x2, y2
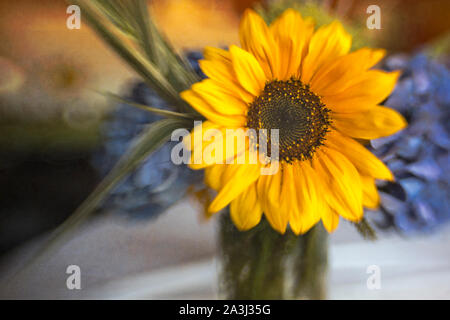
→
(292, 223, 329, 299)
(218, 211, 328, 300)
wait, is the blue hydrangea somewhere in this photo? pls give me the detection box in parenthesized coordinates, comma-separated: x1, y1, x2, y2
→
(368, 53, 450, 233)
(91, 52, 204, 221)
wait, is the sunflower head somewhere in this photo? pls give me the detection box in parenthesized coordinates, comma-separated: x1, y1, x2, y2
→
(246, 78, 331, 163)
(181, 9, 407, 234)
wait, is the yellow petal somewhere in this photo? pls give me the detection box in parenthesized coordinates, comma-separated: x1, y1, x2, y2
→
(302, 165, 339, 232)
(229, 45, 266, 97)
(333, 105, 407, 139)
(204, 164, 226, 191)
(203, 46, 230, 61)
(180, 89, 247, 127)
(230, 183, 263, 230)
(184, 121, 228, 169)
(305, 165, 340, 232)
(311, 48, 386, 96)
(184, 121, 239, 169)
(184, 120, 220, 151)
(191, 79, 247, 115)
(270, 8, 314, 80)
(321, 207, 340, 232)
(184, 121, 224, 167)
(239, 9, 277, 79)
(301, 20, 352, 83)
(323, 70, 400, 113)
(189, 127, 251, 170)
(289, 161, 321, 235)
(313, 148, 363, 222)
(280, 164, 301, 233)
(258, 168, 288, 233)
(200, 47, 254, 103)
(361, 175, 380, 209)
(326, 131, 394, 181)
(208, 164, 260, 214)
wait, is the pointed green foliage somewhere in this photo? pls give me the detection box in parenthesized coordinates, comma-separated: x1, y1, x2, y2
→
(17, 118, 192, 275)
(71, 0, 200, 114)
(102, 91, 199, 120)
(354, 218, 377, 241)
(13, 0, 204, 277)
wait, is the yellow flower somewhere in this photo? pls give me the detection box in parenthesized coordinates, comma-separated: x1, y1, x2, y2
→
(181, 9, 406, 234)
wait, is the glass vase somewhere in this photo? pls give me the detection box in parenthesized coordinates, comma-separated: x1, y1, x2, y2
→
(218, 211, 328, 299)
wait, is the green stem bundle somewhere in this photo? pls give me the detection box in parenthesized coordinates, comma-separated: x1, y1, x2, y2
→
(218, 211, 328, 300)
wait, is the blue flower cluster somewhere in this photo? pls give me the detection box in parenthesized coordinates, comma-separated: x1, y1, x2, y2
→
(91, 52, 204, 221)
(369, 53, 450, 233)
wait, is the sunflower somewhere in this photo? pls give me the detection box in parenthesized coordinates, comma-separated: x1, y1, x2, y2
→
(181, 9, 406, 234)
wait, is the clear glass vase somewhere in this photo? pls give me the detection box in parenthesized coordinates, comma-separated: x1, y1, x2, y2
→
(218, 211, 328, 299)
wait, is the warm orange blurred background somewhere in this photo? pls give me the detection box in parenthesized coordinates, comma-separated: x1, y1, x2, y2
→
(0, 0, 448, 124)
(0, 0, 240, 123)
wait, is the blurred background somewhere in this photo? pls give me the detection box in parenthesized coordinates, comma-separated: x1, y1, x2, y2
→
(0, 0, 449, 299)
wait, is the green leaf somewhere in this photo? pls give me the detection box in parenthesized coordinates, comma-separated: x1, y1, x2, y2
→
(127, 0, 200, 91)
(71, 0, 185, 109)
(15, 118, 192, 277)
(72, 0, 200, 115)
(353, 218, 377, 241)
(102, 91, 199, 120)
(91, 1, 136, 37)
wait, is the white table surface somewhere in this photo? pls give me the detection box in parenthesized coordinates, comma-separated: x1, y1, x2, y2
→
(1, 200, 449, 299)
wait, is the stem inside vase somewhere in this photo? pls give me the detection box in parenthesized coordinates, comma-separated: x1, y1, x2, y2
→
(218, 211, 328, 299)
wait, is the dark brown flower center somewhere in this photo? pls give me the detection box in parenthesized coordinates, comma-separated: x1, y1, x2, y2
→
(246, 78, 331, 163)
